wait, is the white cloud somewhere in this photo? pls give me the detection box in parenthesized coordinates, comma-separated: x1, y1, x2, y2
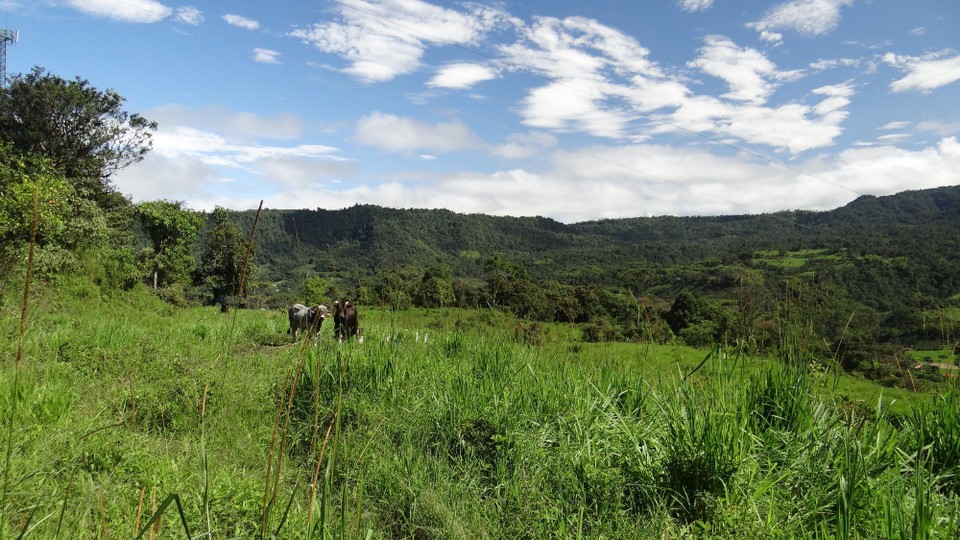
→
(876, 133, 911, 143)
(916, 120, 960, 137)
(174, 6, 202, 26)
(885, 52, 960, 93)
(253, 48, 281, 64)
(491, 131, 558, 160)
(653, 94, 848, 154)
(354, 112, 482, 153)
(498, 15, 668, 139)
(881, 121, 911, 130)
(113, 153, 221, 203)
(151, 126, 339, 166)
(147, 104, 303, 142)
(748, 0, 854, 44)
(111, 106, 350, 207)
(223, 13, 260, 30)
(499, 17, 847, 153)
(427, 63, 498, 89)
(291, 0, 512, 82)
(822, 137, 960, 196)
(809, 57, 860, 71)
(678, 0, 713, 13)
(519, 82, 635, 139)
(65, 0, 171, 23)
(688, 35, 801, 104)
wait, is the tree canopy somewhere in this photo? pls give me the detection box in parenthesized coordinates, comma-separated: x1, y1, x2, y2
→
(0, 67, 157, 204)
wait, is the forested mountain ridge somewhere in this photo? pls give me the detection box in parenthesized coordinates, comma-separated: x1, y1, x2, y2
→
(234, 185, 960, 287)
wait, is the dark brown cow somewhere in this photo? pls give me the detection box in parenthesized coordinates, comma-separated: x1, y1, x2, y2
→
(332, 300, 360, 342)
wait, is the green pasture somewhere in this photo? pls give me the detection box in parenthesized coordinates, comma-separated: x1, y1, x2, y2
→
(2, 282, 960, 538)
(753, 248, 845, 269)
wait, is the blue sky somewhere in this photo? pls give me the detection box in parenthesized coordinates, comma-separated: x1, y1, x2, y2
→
(7, 0, 960, 222)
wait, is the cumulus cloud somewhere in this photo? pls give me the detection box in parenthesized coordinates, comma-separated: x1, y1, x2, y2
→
(354, 112, 482, 153)
(497, 18, 849, 153)
(223, 13, 260, 30)
(497, 15, 667, 139)
(884, 52, 960, 93)
(112, 106, 349, 208)
(174, 6, 202, 25)
(65, 0, 171, 23)
(427, 63, 499, 89)
(290, 0, 513, 82)
(253, 48, 281, 64)
(749, 0, 854, 44)
(688, 35, 802, 104)
(657, 97, 847, 154)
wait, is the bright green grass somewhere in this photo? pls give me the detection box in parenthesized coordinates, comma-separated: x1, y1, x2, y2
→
(3, 283, 959, 538)
(753, 248, 845, 269)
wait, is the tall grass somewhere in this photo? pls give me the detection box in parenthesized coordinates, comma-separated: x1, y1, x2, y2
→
(3, 284, 960, 536)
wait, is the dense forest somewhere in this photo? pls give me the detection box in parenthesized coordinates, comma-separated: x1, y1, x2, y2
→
(2, 67, 959, 388)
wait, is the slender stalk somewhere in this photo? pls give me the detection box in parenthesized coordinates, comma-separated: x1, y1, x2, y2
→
(259, 369, 292, 537)
(201, 386, 212, 537)
(1, 184, 39, 539)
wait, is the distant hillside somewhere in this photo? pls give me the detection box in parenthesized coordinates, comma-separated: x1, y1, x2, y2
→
(227, 185, 960, 289)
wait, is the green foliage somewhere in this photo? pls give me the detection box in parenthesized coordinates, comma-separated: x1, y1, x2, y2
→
(195, 206, 247, 301)
(413, 265, 455, 308)
(135, 200, 204, 289)
(302, 275, 339, 306)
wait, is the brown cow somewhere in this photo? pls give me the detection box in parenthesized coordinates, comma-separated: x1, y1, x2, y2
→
(332, 300, 360, 342)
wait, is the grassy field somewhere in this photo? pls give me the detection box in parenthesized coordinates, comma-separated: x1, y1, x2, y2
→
(752, 248, 846, 269)
(2, 280, 960, 538)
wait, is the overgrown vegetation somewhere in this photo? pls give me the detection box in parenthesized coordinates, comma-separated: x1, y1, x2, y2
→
(2, 284, 959, 537)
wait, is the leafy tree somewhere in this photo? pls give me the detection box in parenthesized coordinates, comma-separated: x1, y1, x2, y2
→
(452, 277, 484, 308)
(303, 275, 339, 306)
(544, 281, 579, 323)
(0, 142, 111, 277)
(483, 255, 529, 307)
(664, 291, 734, 346)
(414, 265, 455, 308)
(510, 281, 551, 320)
(370, 270, 412, 309)
(0, 145, 75, 249)
(135, 200, 203, 288)
(196, 207, 247, 303)
(0, 67, 157, 205)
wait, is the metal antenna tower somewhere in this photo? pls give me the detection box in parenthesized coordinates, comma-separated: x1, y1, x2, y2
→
(0, 28, 18, 88)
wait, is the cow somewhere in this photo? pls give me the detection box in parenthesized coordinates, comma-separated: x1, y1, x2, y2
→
(332, 300, 360, 342)
(287, 303, 330, 342)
